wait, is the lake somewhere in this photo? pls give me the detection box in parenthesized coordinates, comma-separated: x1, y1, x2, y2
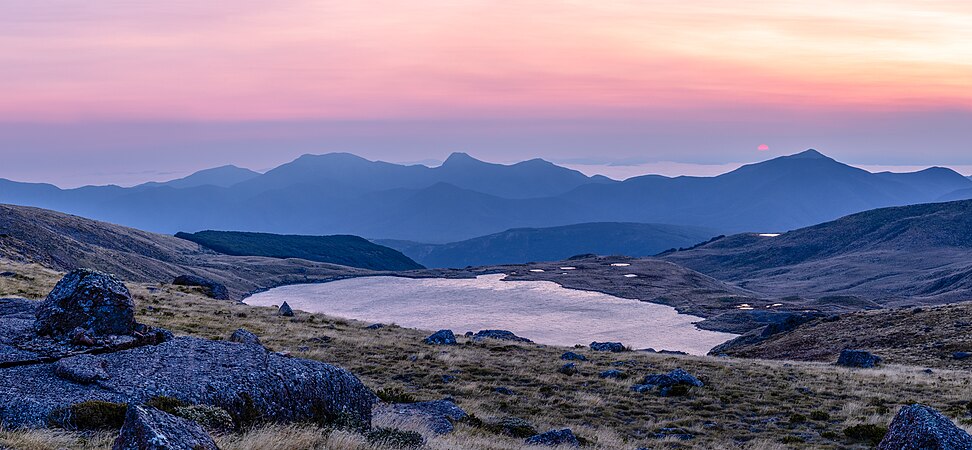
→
(245, 274, 737, 355)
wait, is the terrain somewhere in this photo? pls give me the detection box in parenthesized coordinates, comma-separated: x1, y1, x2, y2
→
(0, 204, 372, 299)
(3, 260, 972, 450)
(1, 150, 970, 242)
(377, 222, 717, 268)
(176, 230, 423, 271)
(663, 200, 972, 305)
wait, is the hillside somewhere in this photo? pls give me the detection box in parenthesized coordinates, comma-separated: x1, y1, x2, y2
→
(380, 222, 716, 268)
(1, 150, 969, 242)
(663, 199, 972, 304)
(0, 204, 371, 299)
(176, 230, 423, 271)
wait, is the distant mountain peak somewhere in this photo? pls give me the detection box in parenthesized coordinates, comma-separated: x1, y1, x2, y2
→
(442, 152, 482, 165)
(790, 149, 829, 160)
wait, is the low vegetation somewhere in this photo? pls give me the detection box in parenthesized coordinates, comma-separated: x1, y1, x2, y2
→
(3, 260, 972, 449)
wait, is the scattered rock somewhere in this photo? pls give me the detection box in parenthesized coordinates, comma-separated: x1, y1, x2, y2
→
(373, 399, 467, 434)
(112, 405, 218, 450)
(424, 330, 457, 345)
(598, 369, 626, 379)
(590, 342, 626, 352)
(0, 271, 15, 277)
(486, 416, 537, 438)
(558, 363, 578, 376)
(524, 428, 580, 447)
(953, 352, 972, 360)
(228, 328, 261, 346)
(631, 368, 703, 397)
(278, 302, 294, 317)
(365, 323, 385, 330)
(837, 349, 882, 368)
(493, 387, 515, 395)
(53, 354, 109, 384)
(35, 269, 136, 338)
(471, 330, 532, 343)
(651, 427, 695, 441)
(879, 404, 972, 449)
(172, 275, 229, 300)
(560, 351, 587, 361)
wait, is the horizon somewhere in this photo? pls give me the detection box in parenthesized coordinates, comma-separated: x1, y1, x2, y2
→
(2, 1, 971, 186)
(4, 148, 971, 190)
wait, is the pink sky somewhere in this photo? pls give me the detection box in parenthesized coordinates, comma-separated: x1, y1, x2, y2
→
(1, 1, 971, 185)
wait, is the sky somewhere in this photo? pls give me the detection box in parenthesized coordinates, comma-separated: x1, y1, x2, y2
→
(1, 1, 971, 186)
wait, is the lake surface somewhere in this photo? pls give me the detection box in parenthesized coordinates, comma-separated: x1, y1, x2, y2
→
(245, 274, 737, 355)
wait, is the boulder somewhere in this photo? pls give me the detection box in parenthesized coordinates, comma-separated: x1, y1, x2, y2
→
(172, 275, 229, 300)
(631, 368, 703, 397)
(590, 342, 626, 352)
(112, 405, 218, 450)
(493, 387, 515, 395)
(228, 328, 261, 346)
(53, 354, 110, 384)
(837, 349, 882, 368)
(373, 399, 467, 434)
(558, 363, 578, 376)
(560, 351, 587, 361)
(424, 330, 457, 345)
(953, 352, 972, 360)
(35, 269, 136, 338)
(524, 428, 579, 447)
(278, 302, 294, 317)
(471, 330, 533, 343)
(598, 369, 626, 379)
(879, 404, 972, 450)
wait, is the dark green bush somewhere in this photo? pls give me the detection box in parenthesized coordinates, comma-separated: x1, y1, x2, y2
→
(173, 405, 234, 431)
(843, 424, 888, 445)
(50, 400, 127, 430)
(144, 396, 187, 414)
(810, 411, 831, 421)
(486, 416, 537, 438)
(366, 427, 425, 449)
(788, 413, 807, 424)
(376, 387, 417, 404)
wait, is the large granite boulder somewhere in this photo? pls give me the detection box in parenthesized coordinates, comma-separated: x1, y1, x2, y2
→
(879, 404, 972, 450)
(631, 368, 703, 397)
(373, 399, 467, 434)
(172, 275, 229, 300)
(112, 405, 218, 450)
(228, 328, 261, 346)
(35, 269, 136, 338)
(471, 330, 533, 343)
(837, 349, 882, 368)
(590, 342, 626, 352)
(424, 330, 457, 345)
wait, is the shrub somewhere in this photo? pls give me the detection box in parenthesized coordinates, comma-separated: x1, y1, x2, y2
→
(843, 424, 888, 445)
(788, 413, 807, 424)
(810, 411, 831, 421)
(49, 400, 127, 430)
(173, 405, 234, 431)
(144, 396, 187, 414)
(486, 416, 537, 438)
(376, 387, 417, 404)
(366, 427, 425, 449)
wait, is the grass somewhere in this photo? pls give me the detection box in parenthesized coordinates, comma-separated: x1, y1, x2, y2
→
(3, 259, 972, 449)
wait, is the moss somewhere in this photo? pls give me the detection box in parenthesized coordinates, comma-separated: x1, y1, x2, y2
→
(50, 401, 127, 430)
(366, 427, 425, 449)
(843, 424, 888, 445)
(173, 405, 234, 431)
(144, 396, 187, 414)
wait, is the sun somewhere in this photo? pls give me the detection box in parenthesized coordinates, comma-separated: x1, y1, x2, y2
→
(757, 144, 770, 151)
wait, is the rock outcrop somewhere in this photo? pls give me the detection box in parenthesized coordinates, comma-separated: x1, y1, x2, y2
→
(228, 328, 261, 346)
(373, 399, 467, 434)
(278, 302, 295, 317)
(879, 404, 972, 449)
(524, 428, 580, 447)
(631, 368, 703, 397)
(112, 405, 219, 450)
(172, 275, 229, 300)
(424, 330, 457, 345)
(560, 351, 587, 361)
(837, 349, 882, 368)
(471, 330, 533, 343)
(0, 270, 378, 430)
(590, 342, 626, 352)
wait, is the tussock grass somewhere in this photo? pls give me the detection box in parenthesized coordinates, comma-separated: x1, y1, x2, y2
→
(3, 259, 972, 449)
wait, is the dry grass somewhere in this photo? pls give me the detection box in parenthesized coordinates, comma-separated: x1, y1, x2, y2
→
(3, 260, 972, 449)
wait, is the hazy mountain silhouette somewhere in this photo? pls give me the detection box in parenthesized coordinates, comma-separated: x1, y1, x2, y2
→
(138, 165, 261, 189)
(0, 150, 969, 242)
(378, 222, 718, 268)
(663, 199, 972, 304)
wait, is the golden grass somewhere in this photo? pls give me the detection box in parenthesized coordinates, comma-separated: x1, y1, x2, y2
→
(3, 260, 972, 449)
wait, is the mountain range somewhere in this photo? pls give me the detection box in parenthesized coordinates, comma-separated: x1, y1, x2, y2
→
(1, 149, 969, 243)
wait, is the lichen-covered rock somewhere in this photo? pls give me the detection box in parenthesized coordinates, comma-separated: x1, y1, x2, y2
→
(373, 399, 467, 434)
(228, 328, 261, 346)
(590, 342, 626, 352)
(54, 354, 109, 384)
(837, 349, 882, 368)
(558, 363, 578, 376)
(278, 302, 294, 317)
(423, 330, 457, 345)
(0, 337, 378, 429)
(172, 275, 229, 300)
(878, 404, 972, 450)
(112, 405, 218, 450)
(560, 351, 587, 361)
(524, 428, 579, 447)
(471, 330, 532, 343)
(35, 269, 136, 338)
(598, 369, 626, 379)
